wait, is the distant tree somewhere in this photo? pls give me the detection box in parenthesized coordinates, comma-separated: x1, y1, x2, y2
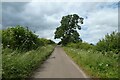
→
(90, 43, 94, 46)
(54, 14, 84, 45)
(48, 39, 55, 44)
(38, 38, 55, 46)
(57, 41, 62, 45)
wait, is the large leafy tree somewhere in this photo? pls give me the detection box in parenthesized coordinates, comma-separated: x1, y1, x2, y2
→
(54, 14, 84, 45)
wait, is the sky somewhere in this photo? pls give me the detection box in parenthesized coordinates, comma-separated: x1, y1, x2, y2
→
(1, 1, 119, 44)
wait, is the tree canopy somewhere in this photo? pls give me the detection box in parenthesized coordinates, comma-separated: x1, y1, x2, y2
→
(54, 14, 84, 45)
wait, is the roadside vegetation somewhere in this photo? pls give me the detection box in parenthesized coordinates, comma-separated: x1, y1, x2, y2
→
(1, 25, 55, 79)
(63, 31, 119, 78)
(2, 45, 54, 79)
(54, 14, 119, 78)
(0, 30, 2, 78)
(1, 13, 119, 79)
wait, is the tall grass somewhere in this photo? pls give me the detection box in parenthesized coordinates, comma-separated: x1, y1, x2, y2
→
(64, 47, 119, 78)
(2, 45, 55, 79)
(0, 30, 2, 78)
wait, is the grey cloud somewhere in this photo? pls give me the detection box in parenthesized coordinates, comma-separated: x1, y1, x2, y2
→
(2, 2, 27, 12)
(2, 2, 29, 28)
(2, 2, 118, 44)
(2, 2, 65, 31)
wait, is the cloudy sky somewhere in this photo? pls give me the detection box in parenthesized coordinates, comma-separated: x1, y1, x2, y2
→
(1, 1, 119, 44)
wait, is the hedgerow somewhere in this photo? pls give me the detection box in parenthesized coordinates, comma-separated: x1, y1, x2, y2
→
(96, 31, 120, 53)
(2, 25, 55, 51)
(2, 45, 55, 79)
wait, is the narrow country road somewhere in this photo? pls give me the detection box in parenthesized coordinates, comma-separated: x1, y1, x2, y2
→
(31, 46, 88, 78)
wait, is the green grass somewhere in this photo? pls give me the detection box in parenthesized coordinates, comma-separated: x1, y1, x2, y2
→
(64, 47, 119, 78)
(0, 52, 1, 78)
(2, 45, 55, 79)
(0, 30, 2, 78)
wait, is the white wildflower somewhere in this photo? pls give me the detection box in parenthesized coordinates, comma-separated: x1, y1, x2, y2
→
(7, 45, 10, 47)
(106, 64, 108, 67)
(19, 35, 21, 38)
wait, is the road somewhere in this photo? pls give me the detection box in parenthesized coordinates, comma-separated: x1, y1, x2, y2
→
(31, 46, 88, 78)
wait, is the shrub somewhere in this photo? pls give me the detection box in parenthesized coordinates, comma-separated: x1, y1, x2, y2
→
(96, 31, 119, 53)
(66, 42, 93, 50)
(38, 38, 55, 46)
(2, 25, 41, 51)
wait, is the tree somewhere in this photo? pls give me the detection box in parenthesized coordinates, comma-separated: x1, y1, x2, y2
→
(54, 14, 83, 45)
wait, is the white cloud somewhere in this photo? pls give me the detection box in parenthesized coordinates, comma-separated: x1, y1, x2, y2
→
(80, 4, 118, 44)
(2, 0, 119, 2)
(2, 2, 118, 44)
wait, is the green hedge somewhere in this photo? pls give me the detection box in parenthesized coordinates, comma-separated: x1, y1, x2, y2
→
(96, 31, 120, 53)
(2, 25, 55, 51)
(66, 42, 93, 50)
(2, 25, 40, 51)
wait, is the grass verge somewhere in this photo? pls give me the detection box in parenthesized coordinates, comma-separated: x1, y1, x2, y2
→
(2, 45, 55, 79)
(63, 47, 119, 78)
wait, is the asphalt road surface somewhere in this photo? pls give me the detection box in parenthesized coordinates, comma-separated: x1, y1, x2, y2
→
(31, 46, 88, 78)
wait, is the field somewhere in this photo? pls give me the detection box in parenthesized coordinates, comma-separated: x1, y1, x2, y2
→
(64, 47, 119, 78)
(2, 45, 55, 79)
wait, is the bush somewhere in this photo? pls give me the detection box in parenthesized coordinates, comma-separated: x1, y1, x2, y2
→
(66, 42, 93, 50)
(95, 31, 120, 53)
(38, 38, 55, 46)
(2, 25, 40, 51)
